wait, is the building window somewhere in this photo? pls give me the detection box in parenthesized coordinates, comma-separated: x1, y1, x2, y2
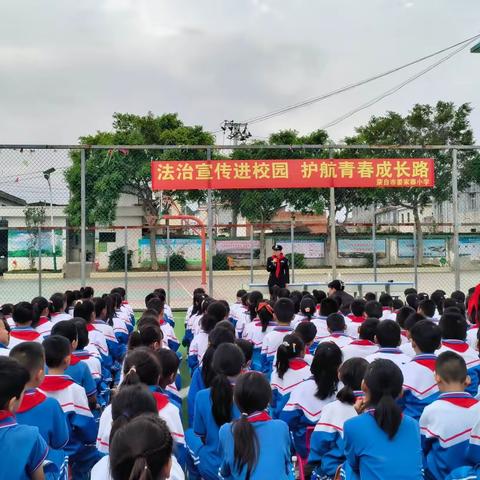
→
(407, 212, 411, 224)
(99, 232, 116, 243)
(401, 214, 405, 224)
(468, 193, 476, 211)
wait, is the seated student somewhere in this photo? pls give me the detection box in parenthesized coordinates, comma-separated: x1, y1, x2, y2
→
(311, 298, 339, 347)
(364, 300, 383, 320)
(431, 290, 446, 320)
(0, 317, 11, 355)
(156, 348, 182, 411)
(9, 302, 44, 348)
(110, 290, 134, 335)
(400, 320, 442, 420)
(146, 298, 180, 351)
(291, 296, 317, 329)
(270, 334, 311, 418)
(153, 288, 175, 326)
(41, 335, 100, 477)
(309, 358, 368, 480)
(379, 294, 397, 321)
(341, 359, 423, 480)
(51, 320, 97, 409)
(418, 299, 437, 322)
(393, 298, 404, 311)
(437, 311, 480, 396)
(230, 289, 247, 325)
(420, 351, 480, 480)
(71, 318, 102, 384)
(186, 343, 244, 480)
(346, 299, 366, 338)
(235, 291, 263, 339)
(92, 297, 123, 358)
(31, 296, 52, 338)
(219, 371, 294, 480)
(184, 291, 207, 347)
(104, 293, 129, 346)
(281, 342, 342, 459)
(243, 301, 277, 371)
(10, 342, 69, 479)
(235, 338, 254, 370)
(261, 298, 296, 377)
(295, 321, 317, 363)
(406, 293, 420, 311)
(49, 293, 73, 324)
(342, 318, 380, 361)
(187, 327, 236, 427)
(452, 290, 467, 306)
(319, 313, 353, 348)
(400, 312, 428, 356)
(113, 287, 135, 327)
(396, 306, 416, 340)
(366, 320, 411, 367)
(0, 357, 49, 480)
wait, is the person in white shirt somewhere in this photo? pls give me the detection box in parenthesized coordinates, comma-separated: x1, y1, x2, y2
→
(379, 293, 397, 321)
(342, 318, 380, 361)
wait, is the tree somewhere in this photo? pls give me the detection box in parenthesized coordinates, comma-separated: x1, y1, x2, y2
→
(345, 101, 478, 264)
(65, 112, 214, 270)
(23, 205, 46, 270)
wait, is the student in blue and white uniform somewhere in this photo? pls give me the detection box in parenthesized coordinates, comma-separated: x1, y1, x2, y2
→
(9, 302, 45, 349)
(365, 320, 410, 367)
(400, 320, 441, 420)
(243, 301, 277, 371)
(0, 317, 11, 356)
(229, 289, 247, 326)
(156, 348, 182, 411)
(341, 359, 423, 480)
(219, 371, 294, 480)
(31, 296, 52, 338)
(295, 321, 317, 365)
(10, 342, 69, 480)
(308, 357, 368, 480)
(146, 298, 180, 350)
(236, 291, 263, 339)
(261, 298, 295, 377)
(270, 334, 311, 418)
(345, 299, 367, 339)
(291, 296, 317, 330)
(420, 351, 480, 480)
(41, 335, 101, 478)
(106, 293, 129, 346)
(186, 343, 244, 480)
(93, 296, 124, 362)
(379, 293, 397, 321)
(49, 293, 73, 324)
(0, 357, 49, 480)
(311, 298, 338, 348)
(399, 312, 428, 357)
(319, 313, 353, 348)
(342, 318, 379, 362)
(281, 341, 342, 459)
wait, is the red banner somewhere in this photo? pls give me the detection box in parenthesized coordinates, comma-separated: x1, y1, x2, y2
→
(151, 158, 434, 190)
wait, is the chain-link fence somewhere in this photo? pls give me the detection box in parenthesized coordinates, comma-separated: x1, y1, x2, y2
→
(0, 144, 479, 309)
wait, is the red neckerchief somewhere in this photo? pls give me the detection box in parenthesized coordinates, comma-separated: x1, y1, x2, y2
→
(439, 392, 478, 408)
(10, 328, 40, 341)
(247, 411, 271, 423)
(152, 391, 170, 411)
(275, 254, 284, 278)
(348, 315, 364, 323)
(37, 317, 50, 326)
(40, 376, 74, 392)
(17, 389, 47, 413)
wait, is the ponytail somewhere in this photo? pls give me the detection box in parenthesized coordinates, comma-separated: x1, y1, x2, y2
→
(31, 296, 48, 328)
(257, 302, 274, 333)
(129, 456, 153, 480)
(248, 291, 264, 322)
(336, 358, 368, 405)
(201, 328, 236, 387)
(374, 394, 402, 439)
(122, 348, 161, 386)
(275, 334, 304, 379)
(233, 415, 259, 479)
(300, 297, 316, 320)
(311, 342, 342, 400)
(128, 325, 163, 351)
(211, 373, 234, 426)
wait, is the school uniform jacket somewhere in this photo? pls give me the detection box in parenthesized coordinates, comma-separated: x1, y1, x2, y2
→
(35, 316, 52, 337)
(0, 343, 9, 356)
(243, 320, 277, 371)
(111, 315, 129, 345)
(280, 378, 336, 458)
(187, 366, 206, 427)
(71, 349, 102, 382)
(341, 339, 378, 362)
(380, 308, 397, 321)
(8, 326, 44, 349)
(311, 316, 330, 347)
(319, 332, 354, 349)
(188, 330, 209, 372)
(160, 319, 180, 351)
(400, 341, 416, 357)
(365, 348, 411, 368)
(345, 315, 365, 338)
(93, 319, 124, 362)
(308, 394, 363, 478)
(66, 355, 98, 398)
(467, 324, 479, 350)
(270, 358, 311, 418)
(261, 326, 294, 377)
(468, 416, 480, 465)
(234, 307, 252, 338)
(49, 312, 73, 324)
(420, 392, 480, 480)
(16, 388, 69, 478)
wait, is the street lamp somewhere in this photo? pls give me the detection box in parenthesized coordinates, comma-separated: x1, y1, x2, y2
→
(43, 168, 57, 271)
(471, 42, 480, 53)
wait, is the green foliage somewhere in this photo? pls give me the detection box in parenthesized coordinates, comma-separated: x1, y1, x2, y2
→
(108, 247, 132, 271)
(285, 252, 306, 268)
(212, 253, 229, 270)
(169, 253, 187, 271)
(24, 205, 46, 228)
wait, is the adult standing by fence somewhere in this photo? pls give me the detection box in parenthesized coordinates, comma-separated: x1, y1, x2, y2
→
(267, 245, 290, 294)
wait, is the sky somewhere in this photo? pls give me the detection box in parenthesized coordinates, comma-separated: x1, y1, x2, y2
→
(0, 0, 479, 148)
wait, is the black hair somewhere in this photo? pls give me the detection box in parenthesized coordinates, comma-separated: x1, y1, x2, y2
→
(337, 358, 369, 404)
(327, 313, 346, 332)
(210, 343, 245, 426)
(295, 321, 317, 345)
(379, 293, 393, 308)
(392, 298, 404, 310)
(350, 299, 366, 317)
(201, 313, 221, 334)
(31, 296, 49, 328)
(0, 357, 30, 409)
(290, 291, 303, 314)
(207, 301, 229, 323)
(110, 414, 173, 480)
(215, 320, 236, 335)
(202, 327, 236, 388)
(235, 339, 254, 364)
(73, 300, 95, 324)
(375, 320, 401, 348)
(404, 288, 417, 296)
(189, 290, 207, 318)
(406, 294, 419, 310)
(364, 292, 376, 302)
(274, 298, 295, 324)
(431, 290, 446, 315)
(49, 293, 66, 314)
(154, 287, 167, 298)
(156, 349, 180, 382)
(12, 302, 33, 325)
(417, 292, 429, 302)
(80, 286, 94, 299)
(0, 317, 11, 334)
(0, 303, 14, 317)
(232, 372, 272, 477)
(257, 302, 274, 333)
(9, 342, 45, 380)
(111, 292, 123, 310)
(275, 334, 305, 379)
(236, 289, 247, 299)
(439, 311, 468, 340)
(65, 290, 76, 311)
(300, 297, 316, 319)
(51, 320, 78, 344)
(123, 347, 161, 387)
(138, 313, 159, 329)
(365, 301, 382, 319)
(359, 318, 380, 342)
(270, 285, 280, 302)
(248, 291, 264, 322)
(146, 298, 164, 316)
(277, 288, 291, 299)
(72, 317, 89, 350)
(144, 293, 158, 308)
(320, 298, 339, 317)
(364, 359, 403, 439)
(43, 335, 71, 368)
(312, 289, 326, 305)
(241, 293, 249, 307)
(128, 325, 163, 351)
(410, 320, 442, 354)
(451, 290, 466, 305)
(444, 299, 466, 316)
(418, 299, 436, 318)
(396, 306, 415, 329)
(436, 351, 467, 383)
(404, 313, 426, 332)
(311, 342, 342, 399)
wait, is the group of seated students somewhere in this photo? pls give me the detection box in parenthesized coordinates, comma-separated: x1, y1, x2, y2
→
(3, 282, 480, 480)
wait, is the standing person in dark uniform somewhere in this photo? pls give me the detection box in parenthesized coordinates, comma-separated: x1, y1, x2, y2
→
(267, 245, 290, 295)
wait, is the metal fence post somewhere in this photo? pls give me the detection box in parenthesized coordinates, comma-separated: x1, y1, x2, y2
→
(38, 226, 42, 297)
(372, 203, 377, 282)
(452, 148, 460, 291)
(413, 226, 418, 291)
(166, 220, 171, 304)
(80, 149, 86, 288)
(290, 215, 295, 284)
(207, 147, 214, 296)
(124, 226, 128, 298)
(249, 225, 254, 286)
